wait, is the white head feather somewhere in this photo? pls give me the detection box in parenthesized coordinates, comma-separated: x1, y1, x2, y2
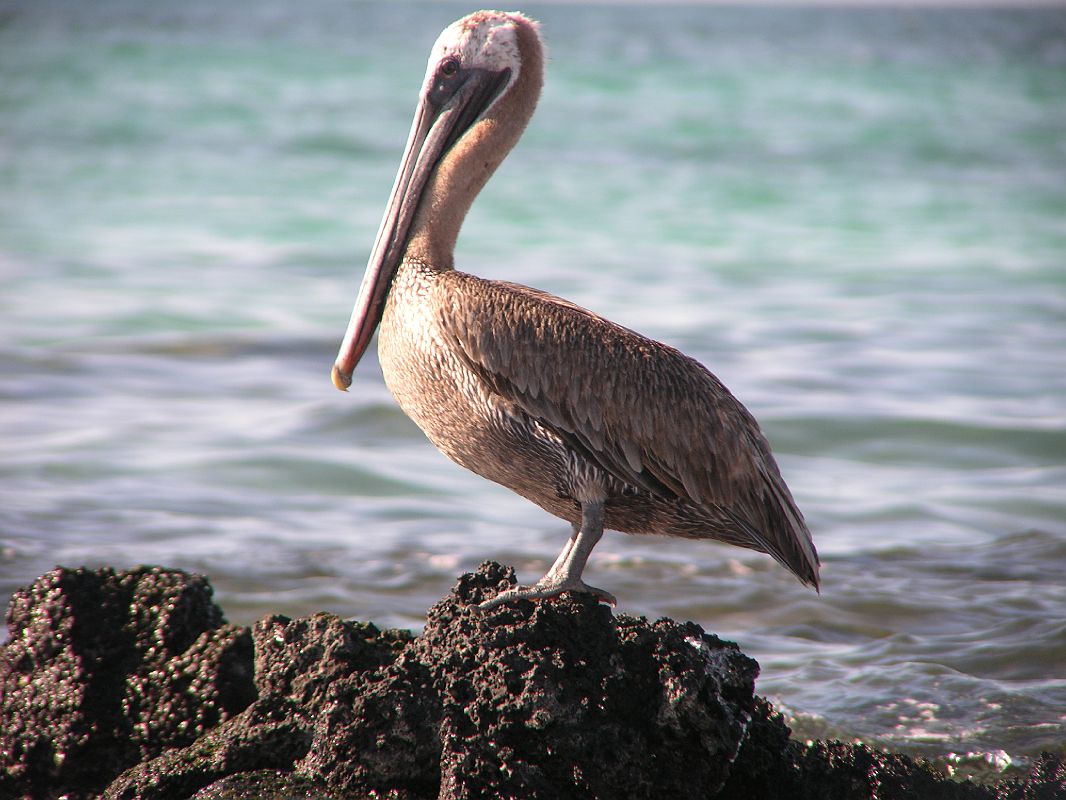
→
(423, 11, 537, 97)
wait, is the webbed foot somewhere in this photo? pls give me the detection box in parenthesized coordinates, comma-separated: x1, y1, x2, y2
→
(478, 578, 617, 611)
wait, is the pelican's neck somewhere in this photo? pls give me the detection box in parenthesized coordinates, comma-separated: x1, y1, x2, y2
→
(404, 21, 543, 271)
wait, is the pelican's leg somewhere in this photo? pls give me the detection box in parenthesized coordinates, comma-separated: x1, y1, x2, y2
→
(544, 522, 580, 576)
(480, 501, 617, 610)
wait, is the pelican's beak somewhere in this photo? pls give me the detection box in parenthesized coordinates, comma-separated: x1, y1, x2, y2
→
(331, 66, 511, 391)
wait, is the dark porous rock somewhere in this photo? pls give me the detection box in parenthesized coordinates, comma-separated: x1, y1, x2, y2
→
(4, 562, 1065, 800)
(1010, 753, 1066, 800)
(188, 769, 347, 799)
(161, 561, 755, 800)
(414, 562, 758, 799)
(103, 612, 416, 800)
(0, 562, 757, 799)
(715, 696, 799, 798)
(794, 740, 990, 800)
(718, 698, 1066, 800)
(0, 566, 254, 800)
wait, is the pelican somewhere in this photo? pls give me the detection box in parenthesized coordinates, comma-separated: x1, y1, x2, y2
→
(332, 10, 819, 609)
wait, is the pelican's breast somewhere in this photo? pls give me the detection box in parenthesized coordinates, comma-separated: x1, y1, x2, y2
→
(377, 262, 457, 435)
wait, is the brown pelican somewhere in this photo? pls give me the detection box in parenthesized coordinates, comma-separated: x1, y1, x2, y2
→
(332, 10, 819, 609)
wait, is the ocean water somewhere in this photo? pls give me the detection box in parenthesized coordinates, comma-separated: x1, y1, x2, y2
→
(2, 0, 1065, 775)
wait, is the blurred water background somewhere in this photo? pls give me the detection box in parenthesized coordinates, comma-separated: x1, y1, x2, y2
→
(2, 0, 1065, 778)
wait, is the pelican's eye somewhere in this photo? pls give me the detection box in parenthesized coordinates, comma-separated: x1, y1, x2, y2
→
(428, 56, 464, 107)
(439, 56, 461, 78)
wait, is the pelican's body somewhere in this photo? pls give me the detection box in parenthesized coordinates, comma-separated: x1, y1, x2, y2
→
(334, 11, 819, 607)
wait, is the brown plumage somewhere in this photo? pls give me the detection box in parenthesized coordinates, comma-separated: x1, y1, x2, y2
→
(333, 11, 819, 608)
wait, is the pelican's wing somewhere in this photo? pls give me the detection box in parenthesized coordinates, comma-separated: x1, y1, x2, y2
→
(436, 271, 819, 588)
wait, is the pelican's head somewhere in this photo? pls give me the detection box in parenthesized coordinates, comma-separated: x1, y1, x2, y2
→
(332, 11, 543, 391)
(422, 11, 532, 104)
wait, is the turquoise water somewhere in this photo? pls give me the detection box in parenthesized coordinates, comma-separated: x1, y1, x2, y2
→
(2, 0, 1065, 772)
